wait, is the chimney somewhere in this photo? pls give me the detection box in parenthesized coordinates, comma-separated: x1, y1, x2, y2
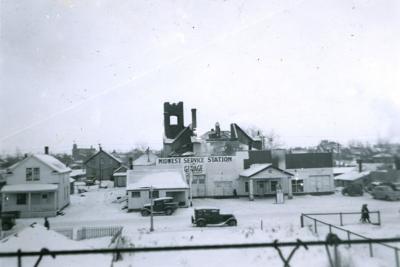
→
(215, 122, 221, 138)
(129, 157, 133, 170)
(191, 108, 197, 130)
(44, 146, 49, 155)
(356, 159, 363, 173)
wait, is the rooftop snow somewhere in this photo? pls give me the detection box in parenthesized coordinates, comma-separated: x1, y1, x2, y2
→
(334, 171, 371, 181)
(34, 154, 71, 173)
(240, 164, 272, 177)
(1, 184, 58, 193)
(127, 170, 188, 190)
(70, 169, 86, 177)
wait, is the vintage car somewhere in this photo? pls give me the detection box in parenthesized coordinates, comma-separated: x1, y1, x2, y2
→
(371, 185, 400, 201)
(191, 207, 237, 227)
(341, 183, 364, 196)
(140, 197, 179, 216)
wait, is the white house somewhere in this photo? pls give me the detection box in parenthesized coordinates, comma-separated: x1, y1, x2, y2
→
(1, 148, 71, 218)
(239, 164, 294, 200)
(126, 168, 189, 210)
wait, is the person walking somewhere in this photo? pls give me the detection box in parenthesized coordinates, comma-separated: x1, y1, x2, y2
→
(44, 217, 50, 230)
(361, 204, 371, 223)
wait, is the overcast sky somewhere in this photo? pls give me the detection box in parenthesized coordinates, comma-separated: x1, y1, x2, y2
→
(1, 0, 399, 155)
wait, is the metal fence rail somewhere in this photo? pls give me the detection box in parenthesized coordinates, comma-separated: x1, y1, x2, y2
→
(2, 237, 400, 267)
(301, 212, 400, 267)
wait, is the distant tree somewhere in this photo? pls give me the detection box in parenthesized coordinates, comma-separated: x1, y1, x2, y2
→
(54, 153, 74, 167)
(1, 154, 24, 168)
(245, 126, 284, 150)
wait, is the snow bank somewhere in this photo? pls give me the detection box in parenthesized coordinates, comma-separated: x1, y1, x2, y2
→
(0, 225, 111, 267)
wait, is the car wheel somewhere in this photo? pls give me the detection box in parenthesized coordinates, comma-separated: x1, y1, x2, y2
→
(165, 208, 173, 215)
(227, 220, 237, 227)
(196, 220, 206, 227)
(141, 210, 150, 216)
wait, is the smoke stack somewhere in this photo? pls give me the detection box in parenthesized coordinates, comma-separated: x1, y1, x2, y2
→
(356, 159, 362, 173)
(129, 157, 133, 170)
(191, 108, 197, 130)
(44, 146, 49, 155)
(215, 122, 221, 137)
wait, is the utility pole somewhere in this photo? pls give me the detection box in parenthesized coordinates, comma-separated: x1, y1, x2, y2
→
(189, 165, 193, 207)
(150, 186, 154, 232)
(98, 144, 102, 189)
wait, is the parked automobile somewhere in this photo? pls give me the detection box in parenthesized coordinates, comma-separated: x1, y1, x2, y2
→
(1, 211, 19, 230)
(84, 177, 96, 186)
(191, 207, 237, 227)
(371, 185, 400, 201)
(140, 197, 179, 216)
(341, 183, 364, 196)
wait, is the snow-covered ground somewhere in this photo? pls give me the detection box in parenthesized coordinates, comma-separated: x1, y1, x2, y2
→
(2, 185, 400, 267)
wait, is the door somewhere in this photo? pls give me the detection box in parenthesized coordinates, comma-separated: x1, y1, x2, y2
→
(256, 181, 267, 195)
(192, 175, 206, 197)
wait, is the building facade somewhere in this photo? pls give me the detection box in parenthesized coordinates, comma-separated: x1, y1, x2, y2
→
(84, 148, 122, 181)
(1, 148, 71, 218)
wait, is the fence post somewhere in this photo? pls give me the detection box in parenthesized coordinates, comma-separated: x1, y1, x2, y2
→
(314, 219, 318, 234)
(395, 248, 399, 267)
(300, 214, 304, 228)
(347, 231, 351, 248)
(369, 242, 373, 257)
(339, 213, 343, 226)
(377, 211, 381, 226)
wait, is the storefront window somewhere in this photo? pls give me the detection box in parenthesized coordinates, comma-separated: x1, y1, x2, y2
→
(292, 179, 304, 193)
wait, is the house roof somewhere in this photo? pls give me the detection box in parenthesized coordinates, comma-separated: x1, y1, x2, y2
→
(8, 154, 71, 174)
(133, 152, 158, 166)
(333, 167, 356, 175)
(1, 184, 58, 193)
(70, 169, 86, 177)
(334, 171, 371, 181)
(127, 170, 188, 190)
(84, 149, 122, 164)
(240, 164, 293, 178)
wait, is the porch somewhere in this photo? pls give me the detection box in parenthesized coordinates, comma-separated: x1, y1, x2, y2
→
(1, 184, 58, 218)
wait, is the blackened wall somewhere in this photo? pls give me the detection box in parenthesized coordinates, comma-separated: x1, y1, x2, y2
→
(164, 102, 185, 139)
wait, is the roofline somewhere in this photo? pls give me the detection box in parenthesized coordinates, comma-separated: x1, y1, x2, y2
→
(241, 164, 294, 178)
(8, 155, 71, 174)
(84, 150, 122, 164)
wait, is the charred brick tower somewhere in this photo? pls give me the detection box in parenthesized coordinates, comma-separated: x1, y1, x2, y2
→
(164, 102, 185, 139)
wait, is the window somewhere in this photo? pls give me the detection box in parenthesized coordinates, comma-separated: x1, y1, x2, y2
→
(33, 168, 40, 180)
(292, 179, 304, 193)
(149, 190, 159, 199)
(245, 182, 249, 193)
(131, 191, 141, 198)
(17, 194, 27, 205)
(170, 115, 178, 125)
(42, 193, 48, 200)
(26, 168, 33, 181)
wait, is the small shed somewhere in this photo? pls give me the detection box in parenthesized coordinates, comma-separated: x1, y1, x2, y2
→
(334, 171, 371, 187)
(126, 169, 189, 210)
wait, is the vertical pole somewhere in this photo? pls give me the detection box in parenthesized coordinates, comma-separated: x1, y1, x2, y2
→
(261, 220, 263, 230)
(334, 245, 339, 267)
(17, 249, 22, 267)
(369, 242, 373, 257)
(300, 214, 304, 228)
(395, 248, 399, 267)
(314, 219, 318, 234)
(347, 231, 351, 248)
(189, 167, 193, 207)
(150, 186, 154, 232)
(339, 213, 343, 226)
(329, 225, 332, 233)
(377, 211, 381, 226)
